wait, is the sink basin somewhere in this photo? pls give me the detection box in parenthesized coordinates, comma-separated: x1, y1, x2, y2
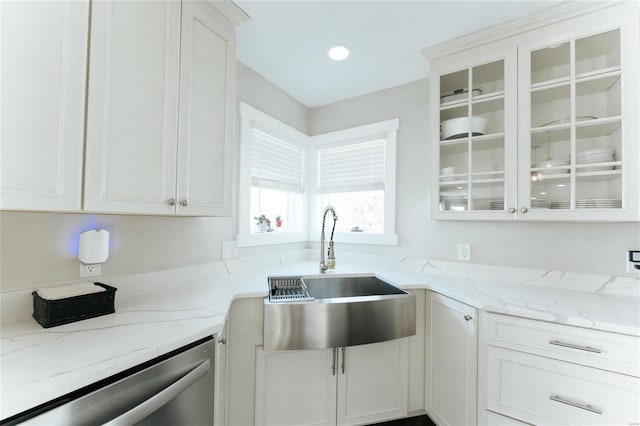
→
(303, 276, 407, 299)
(264, 274, 416, 351)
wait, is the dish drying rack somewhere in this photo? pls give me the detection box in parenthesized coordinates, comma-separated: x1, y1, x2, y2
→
(268, 276, 313, 303)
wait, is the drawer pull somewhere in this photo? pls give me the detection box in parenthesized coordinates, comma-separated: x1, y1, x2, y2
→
(549, 340, 602, 353)
(549, 395, 602, 414)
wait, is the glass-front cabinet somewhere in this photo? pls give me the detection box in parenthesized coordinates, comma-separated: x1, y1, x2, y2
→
(518, 24, 638, 221)
(429, 2, 639, 221)
(432, 49, 518, 219)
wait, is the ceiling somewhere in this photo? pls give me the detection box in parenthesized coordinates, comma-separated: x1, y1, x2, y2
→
(235, 0, 559, 108)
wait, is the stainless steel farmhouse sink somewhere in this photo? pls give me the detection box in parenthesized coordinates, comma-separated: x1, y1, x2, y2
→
(264, 274, 416, 350)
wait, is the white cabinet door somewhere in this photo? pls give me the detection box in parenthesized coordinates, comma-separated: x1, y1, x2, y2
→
(84, 1, 181, 214)
(255, 348, 337, 426)
(1, 0, 88, 211)
(337, 339, 408, 426)
(486, 346, 640, 425)
(176, 2, 234, 216)
(214, 329, 227, 426)
(425, 291, 477, 426)
(430, 46, 518, 221)
(516, 8, 640, 222)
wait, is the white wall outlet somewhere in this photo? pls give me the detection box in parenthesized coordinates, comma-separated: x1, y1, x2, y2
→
(458, 243, 471, 262)
(223, 240, 238, 260)
(80, 263, 101, 278)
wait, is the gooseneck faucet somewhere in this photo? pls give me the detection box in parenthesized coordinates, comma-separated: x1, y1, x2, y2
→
(319, 206, 338, 273)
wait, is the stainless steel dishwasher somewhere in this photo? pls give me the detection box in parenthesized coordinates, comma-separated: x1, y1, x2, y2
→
(3, 337, 214, 426)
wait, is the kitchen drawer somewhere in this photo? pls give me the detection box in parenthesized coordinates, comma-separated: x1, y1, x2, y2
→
(486, 313, 640, 376)
(486, 346, 640, 425)
(486, 411, 531, 425)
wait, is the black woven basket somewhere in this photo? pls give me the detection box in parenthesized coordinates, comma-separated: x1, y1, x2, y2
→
(32, 283, 117, 328)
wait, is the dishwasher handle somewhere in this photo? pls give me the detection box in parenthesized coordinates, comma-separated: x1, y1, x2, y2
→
(103, 359, 211, 426)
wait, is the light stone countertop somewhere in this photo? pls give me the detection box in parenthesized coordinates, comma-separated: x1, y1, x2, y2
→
(1, 251, 638, 421)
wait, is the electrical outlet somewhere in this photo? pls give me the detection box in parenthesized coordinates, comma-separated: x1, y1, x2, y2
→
(458, 243, 471, 262)
(80, 263, 101, 278)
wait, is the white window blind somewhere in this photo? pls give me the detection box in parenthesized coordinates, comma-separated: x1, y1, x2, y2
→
(317, 139, 385, 193)
(251, 129, 304, 193)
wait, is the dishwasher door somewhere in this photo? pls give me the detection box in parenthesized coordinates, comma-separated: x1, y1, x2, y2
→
(15, 337, 214, 426)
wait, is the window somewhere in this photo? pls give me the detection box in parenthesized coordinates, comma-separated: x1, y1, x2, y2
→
(317, 139, 385, 233)
(238, 103, 309, 247)
(310, 119, 399, 245)
(238, 102, 398, 247)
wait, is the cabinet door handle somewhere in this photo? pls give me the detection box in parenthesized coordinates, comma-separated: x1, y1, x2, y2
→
(549, 340, 601, 353)
(167, 198, 176, 206)
(331, 348, 336, 376)
(341, 347, 345, 374)
(179, 199, 188, 207)
(508, 207, 516, 214)
(549, 395, 602, 414)
(520, 207, 528, 213)
(464, 314, 473, 321)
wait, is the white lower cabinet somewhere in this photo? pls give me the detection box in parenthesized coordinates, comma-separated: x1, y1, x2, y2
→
(425, 291, 478, 426)
(485, 346, 639, 425)
(481, 313, 640, 425)
(255, 339, 408, 426)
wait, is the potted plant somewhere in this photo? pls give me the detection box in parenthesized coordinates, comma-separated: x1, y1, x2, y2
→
(275, 215, 283, 229)
(254, 214, 270, 233)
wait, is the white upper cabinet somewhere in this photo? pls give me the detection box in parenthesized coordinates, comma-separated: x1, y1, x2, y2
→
(517, 12, 639, 221)
(84, 1, 181, 214)
(427, 2, 640, 221)
(1, 0, 89, 211)
(176, 2, 235, 216)
(430, 47, 518, 220)
(84, 0, 235, 216)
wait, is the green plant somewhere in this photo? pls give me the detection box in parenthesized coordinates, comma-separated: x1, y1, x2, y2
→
(254, 214, 270, 226)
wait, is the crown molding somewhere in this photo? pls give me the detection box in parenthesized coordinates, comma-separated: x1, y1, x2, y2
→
(208, 0, 250, 27)
(421, 1, 622, 62)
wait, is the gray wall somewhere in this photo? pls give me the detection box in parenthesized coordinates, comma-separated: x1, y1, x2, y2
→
(310, 79, 639, 275)
(0, 62, 309, 292)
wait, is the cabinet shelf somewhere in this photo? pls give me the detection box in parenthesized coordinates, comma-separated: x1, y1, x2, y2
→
(576, 169, 622, 181)
(531, 115, 622, 134)
(440, 91, 505, 110)
(440, 98, 469, 110)
(440, 132, 504, 145)
(576, 66, 621, 84)
(530, 66, 621, 91)
(531, 77, 571, 92)
(472, 91, 505, 104)
(471, 177, 505, 185)
(531, 169, 622, 182)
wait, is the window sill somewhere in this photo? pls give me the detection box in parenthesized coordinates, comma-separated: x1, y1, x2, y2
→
(309, 231, 398, 246)
(237, 231, 307, 247)
(237, 231, 398, 247)
(333, 232, 398, 245)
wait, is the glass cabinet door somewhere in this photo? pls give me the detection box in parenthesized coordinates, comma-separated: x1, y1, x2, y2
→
(437, 59, 511, 215)
(521, 29, 627, 216)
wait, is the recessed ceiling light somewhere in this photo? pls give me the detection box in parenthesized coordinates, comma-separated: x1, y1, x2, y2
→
(328, 45, 350, 61)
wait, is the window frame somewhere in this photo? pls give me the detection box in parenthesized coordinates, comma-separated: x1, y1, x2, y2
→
(309, 119, 399, 245)
(237, 103, 311, 247)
